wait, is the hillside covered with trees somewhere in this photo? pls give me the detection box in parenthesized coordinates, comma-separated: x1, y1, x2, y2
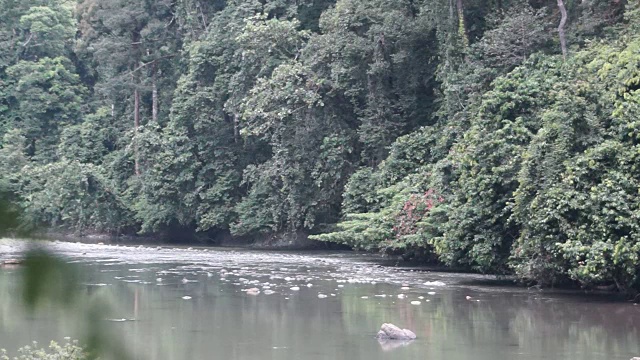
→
(1, 0, 639, 294)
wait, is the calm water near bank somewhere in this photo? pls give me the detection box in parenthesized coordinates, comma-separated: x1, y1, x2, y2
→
(1, 239, 639, 360)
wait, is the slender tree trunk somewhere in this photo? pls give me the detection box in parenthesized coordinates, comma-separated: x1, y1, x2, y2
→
(152, 62, 158, 123)
(132, 28, 142, 176)
(134, 86, 141, 176)
(449, 0, 455, 21)
(233, 113, 240, 143)
(456, 0, 468, 47)
(557, 0, 568, 60)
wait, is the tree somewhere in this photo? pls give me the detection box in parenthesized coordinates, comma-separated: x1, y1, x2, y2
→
(5, 57, 86, 161)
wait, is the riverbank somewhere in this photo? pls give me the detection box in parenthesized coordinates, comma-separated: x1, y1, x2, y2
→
(1, 239, 639, 360)
(33, 229, 343, 250)
(3, 235, 638, 301)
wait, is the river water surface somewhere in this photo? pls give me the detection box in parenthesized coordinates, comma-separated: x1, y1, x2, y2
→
(1, 239, 639, 360)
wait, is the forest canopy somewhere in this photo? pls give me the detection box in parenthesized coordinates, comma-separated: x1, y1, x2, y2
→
(1, 0, 639, 293)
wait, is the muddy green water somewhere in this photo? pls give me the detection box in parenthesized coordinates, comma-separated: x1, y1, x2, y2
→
(1, 239, 639, 360)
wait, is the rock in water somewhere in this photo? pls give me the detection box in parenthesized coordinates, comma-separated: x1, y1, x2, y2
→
(245, 288, 260, 296)
(2, 259, 22, 265)
(375, 323, 417, 340)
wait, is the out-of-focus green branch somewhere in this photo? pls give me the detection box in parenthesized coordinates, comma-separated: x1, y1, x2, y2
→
(1, 191, 131, 360)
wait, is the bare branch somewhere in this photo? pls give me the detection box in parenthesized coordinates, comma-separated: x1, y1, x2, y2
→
(557, 0, 568, 60)
(22, 33, 33, 47)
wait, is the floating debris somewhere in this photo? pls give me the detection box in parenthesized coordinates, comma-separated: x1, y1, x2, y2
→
(410, 301, 421, 305)
(424, 281, 446, 286)
(318, 294, 328, 299)
(181, 296, 192, 300)
(290, 286, 300, 291)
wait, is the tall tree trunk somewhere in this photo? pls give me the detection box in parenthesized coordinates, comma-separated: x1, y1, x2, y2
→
(152, 62, 158, 123)
(449, 0, 455, 21)
(456, 0, 468, 47)
(557, 0, 568, 60)
(233, 113, 240, 143)
(132, 28, 142, 176)
(134, 86, 141, 176)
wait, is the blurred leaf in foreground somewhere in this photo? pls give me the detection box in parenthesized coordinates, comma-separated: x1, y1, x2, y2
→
(22, 249, 80, 311)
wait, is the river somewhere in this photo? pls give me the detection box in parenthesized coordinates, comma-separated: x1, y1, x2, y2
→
(1, 239, 639, 360)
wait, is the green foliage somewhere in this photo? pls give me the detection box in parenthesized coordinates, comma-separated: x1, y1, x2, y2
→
(1, 340, 89, 360)
(318, 4, 640, 292)
(18, 160, 132, 233)
(511, 36, 640, 290)
(4, 57, 86, 161)
(472, 4, 550, 72)
(21, 249, 80, 310)
(58, 108, 117, 164)
(17, 3, 75, 59)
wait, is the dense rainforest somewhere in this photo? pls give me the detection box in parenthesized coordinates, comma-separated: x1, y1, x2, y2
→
(0, 0, 639, 294)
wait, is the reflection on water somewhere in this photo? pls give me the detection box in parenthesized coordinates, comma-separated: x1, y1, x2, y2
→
(1, 239, 639, 360)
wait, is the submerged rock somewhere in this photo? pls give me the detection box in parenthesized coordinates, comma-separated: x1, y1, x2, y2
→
(375, 323, 417, 340)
